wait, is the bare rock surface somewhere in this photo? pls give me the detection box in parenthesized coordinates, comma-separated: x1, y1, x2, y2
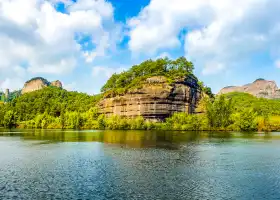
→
(22, 77, 62, 94)
(51, 80, 63, 88)
(98, 76, 201, 120)
(219, 79, 280, 99)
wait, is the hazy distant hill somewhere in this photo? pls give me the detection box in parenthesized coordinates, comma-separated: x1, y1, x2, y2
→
(22, 77, 62, 94)
(219, 78, 280, 99)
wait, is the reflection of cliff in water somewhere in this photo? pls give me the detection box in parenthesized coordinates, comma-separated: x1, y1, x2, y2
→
(2, 130, 200, 149)
(1, 129, 280, 148)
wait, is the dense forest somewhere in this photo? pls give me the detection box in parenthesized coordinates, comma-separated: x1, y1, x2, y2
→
(1, 89, 280, 131)
(0, 57, 280, 132)
(101, 57, 194, 96)
(0, 90, 21, 103)
(101, 57, 212, 97)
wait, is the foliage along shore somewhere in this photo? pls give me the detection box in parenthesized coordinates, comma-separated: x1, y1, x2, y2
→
(1, 57, 280, 132)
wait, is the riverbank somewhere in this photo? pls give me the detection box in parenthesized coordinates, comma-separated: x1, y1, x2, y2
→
(2, 87, 280, 132)
(11, 113, 280, 133)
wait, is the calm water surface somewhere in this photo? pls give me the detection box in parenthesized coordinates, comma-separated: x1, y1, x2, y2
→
(1, 129, 280, 200)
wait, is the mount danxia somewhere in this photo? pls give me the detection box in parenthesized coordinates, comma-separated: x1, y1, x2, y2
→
(98, 75, 201, 121)
(1, 75, 202, 121)
(1, 76, 280, 121)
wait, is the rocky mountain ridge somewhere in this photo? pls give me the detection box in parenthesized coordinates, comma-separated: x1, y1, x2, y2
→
(219, 78, 280, 99)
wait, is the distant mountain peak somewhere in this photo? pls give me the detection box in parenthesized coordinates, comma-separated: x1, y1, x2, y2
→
(253, 78, 265, 82)
(219, 79, 280, 99)
(22, 77, 62, 94)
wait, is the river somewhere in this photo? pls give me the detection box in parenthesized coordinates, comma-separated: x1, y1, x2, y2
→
(1, 129, 280, 199)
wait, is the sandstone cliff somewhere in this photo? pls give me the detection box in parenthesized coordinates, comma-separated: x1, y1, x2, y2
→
(50, 80, 63, 88)
(219, 78, 280, 99)
(22, 77, 62, 94)
(98, 76, 201, 121)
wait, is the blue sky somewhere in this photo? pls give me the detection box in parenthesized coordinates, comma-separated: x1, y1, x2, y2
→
(1, 0, 280, 94)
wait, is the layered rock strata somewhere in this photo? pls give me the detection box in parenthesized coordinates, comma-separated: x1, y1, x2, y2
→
(98, 76, 201, 121)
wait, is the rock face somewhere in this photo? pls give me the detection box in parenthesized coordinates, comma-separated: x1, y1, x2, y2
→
(219, 79, 280, 99)
(22, 77, 62, 94)
(98, 76, 201, 121)
(50, 80, 63, 88)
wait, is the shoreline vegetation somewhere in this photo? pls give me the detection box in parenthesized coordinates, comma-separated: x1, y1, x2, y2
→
(1, 57, 280, 132)
(1, 93, 278, 132)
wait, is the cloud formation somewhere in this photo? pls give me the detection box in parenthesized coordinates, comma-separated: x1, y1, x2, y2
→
(128, 0, 280, 74)
(2, 0, 280, 93)
(92, 66, 126, 78)
(0, 0, 120, 89)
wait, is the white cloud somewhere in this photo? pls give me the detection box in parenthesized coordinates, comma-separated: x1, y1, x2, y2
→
(13, 66, 27, 78)
(128, 0, 213, 54)
(63, 81, 77, 91)
(0, 65, 27, 90)
(275, 60, 280, 68)
(0, 78, 25, 91)
(128, 0, 280, 74)
(202, 62, 225, 75)
(92, 66, 126, 78)
(90, 65, 127, 94)
(155, 52, 172, 60)
(0, 0, 121, 90)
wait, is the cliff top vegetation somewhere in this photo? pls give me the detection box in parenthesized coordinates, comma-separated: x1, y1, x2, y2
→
(254, 78, 265, 82)
(25, 77, 50, 85)
(101, 57, 204, 97)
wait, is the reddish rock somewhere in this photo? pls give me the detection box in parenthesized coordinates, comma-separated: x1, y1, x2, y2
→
(22, 77, 63, 94)
(98, 76, 201, 121)
(51, 80, 62, 88)
(219, 79, 280, 99)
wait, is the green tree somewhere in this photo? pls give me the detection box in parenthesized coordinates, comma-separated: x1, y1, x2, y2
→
(238, 109, 258, 131)
(101, 57, 203, 97)
(3, 110, 16, 128)
(206, 95, 233, 129)
(97, 114, 106, 129)
(60, 110, 65, 129)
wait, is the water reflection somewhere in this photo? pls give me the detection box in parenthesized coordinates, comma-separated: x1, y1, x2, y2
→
(1, 129, 280, 199)
(0, 129, 279, 148)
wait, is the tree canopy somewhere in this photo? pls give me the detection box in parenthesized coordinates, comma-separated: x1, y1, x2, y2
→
(223, 92, 280, 116)
(5, 58, 279, 132)
(101, 57, 196, 97)
(1, 87, 101, 124)
(25, 77, 50, 85)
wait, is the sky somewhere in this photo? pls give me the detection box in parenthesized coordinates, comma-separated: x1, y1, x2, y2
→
(1, 0, 280, 94)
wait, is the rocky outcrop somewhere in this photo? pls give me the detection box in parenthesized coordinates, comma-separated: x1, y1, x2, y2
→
(98, 76, 201, 121)
(219, 78, 280, 99)
(50, 80, 63, 88)
(22, 77, 62, 94)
